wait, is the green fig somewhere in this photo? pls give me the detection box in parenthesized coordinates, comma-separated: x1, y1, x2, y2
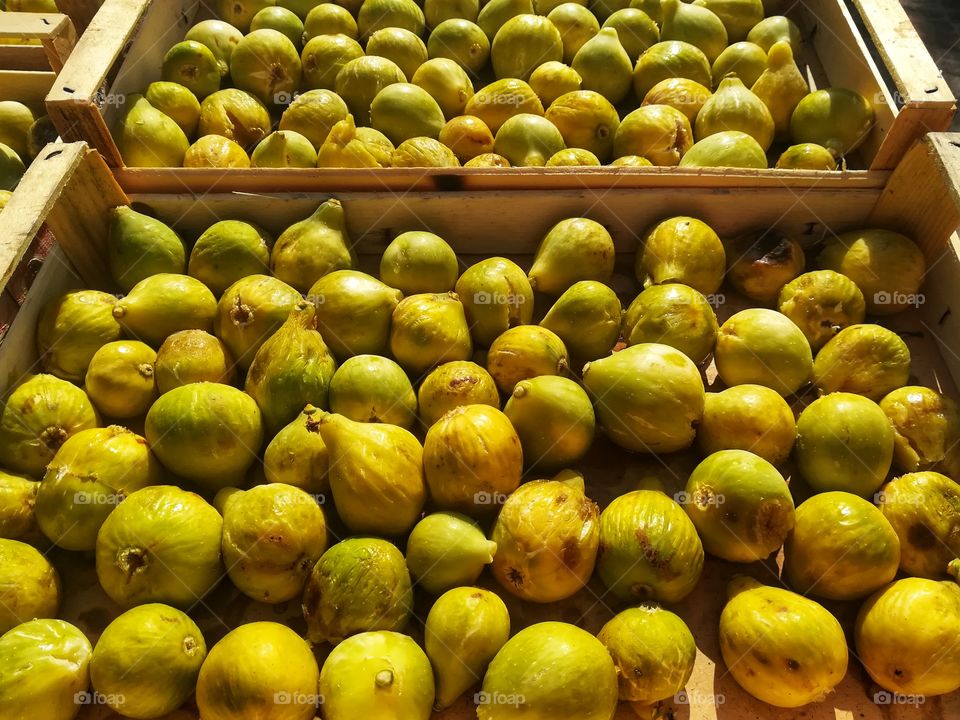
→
(503, 376, 595, 468)
(357, 0, 426, 40)
(230, 29, 302, 106)
(185, 19, 244, 77)
(155, 329, 236, 393)
(188, 220, 272, 295)
(380, 230, 459, 295)
(795, 392, 894, 497)
(36, 426, 161, 552)
(465, 78, 544, 134)
(752, 40, 809, 140)
(777, 270, 866, 350)
(390, 292, 473, 376)
(426, 588, 509, 710)
(423, 405, 522, 513)
(680, 129, 768, 167)
(162, 40, 221, 99)
(279, 89, 349, 149)
(683, 449, 795, 562)
(622, 283, 719, 364)
(486, 325, 568, 394)
(251, 129, 318, 167)
(146, 383, 263, 489)
(636, 215, 725, 294)
(0, 143, 24, 191)
(529, 62, 583, 108)
(90, 604, 206, 719)
(584, 344, 704, 453)
(603, 8, 658, 62)
(712, 40, 767, 88)
(428, 19, 490, 76)
(319, 631, 434, 719)
(464, 152, 511, 167)
(698, 384, 796, 465)
(715, 309, 813, 395)
(303, 537, 413, 643)
(784, 491, 899, 600)
(371, 83, 446, 144)
(113, 273, 217, 348)
(694, 0, 763, 42)
(493, 112, 565, 167)
(36, 290, 123, 382)
(642, 77, 711, 123)
(219, 483, 327, 603)
(412, 59, 476, 120)
(572, 26, 632, 105)
(747, 14, 802, 53)
(881, 386, 960, 475)
(406, 512, 497, 594)
(547, 147, 603, 166)
(725, 229, 805, 303)
(491, 14, 562, 80)
(116, 95, 189, 167)
(303, 3, 358, 41)
(328, 355, 417, 428)
(417, 361, 500, 426)
(425, 0, 479, 27)
(310, 270, 403, 360)
(263, 404, 329, 494)
(0, 538, 59, 634)
(320, 413, 426, 535)
(216, 0, 274, 33)
(660, 0, 726, 63)
(145, 81, 202, 138)
(82, 339, 157, 418)
(250, 6, 304, 46)
(540, 280, 621, 365)
(301, 34, 365, 91)
(0, 374, 99, 478)
(548, 3, 600, 64)
(0, 471, 39, 540)
(392, 136, 461, 167)
(271, 199, 355, 292)
(528, 217, 614, 295)
(215, 274, 302, 368)
(184, 135, 251, 168)
(812, 324, 911, 399)
(720, 577, 847, 707)
(477, 0, 535, 41)
(0, 101, 33, 160)
(598, 605, 696, 704)
(776, 142, 838, 170)
(456, 257, 534, 347)
(336, 55, 407, 126)
(696, 74, 774, 150)
(614, 104, 693, 165)
(96, 485, 223, 608)
(368, 27, 429, 80)
(791, 88, 875, 158)
(198, 88, 272, 148)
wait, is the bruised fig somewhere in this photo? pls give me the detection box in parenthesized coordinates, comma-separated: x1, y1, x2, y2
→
(486, 325, 568, 395)
(456, 257, 534, 347)
(642, 77, 711, 124)
(198, 88, 271, 148)
(726, 229, 805, 304)
(215, 274, 302, 369)
(614, 104, 692, 165)
(183, 135, 250, 168)
(279, 89, 349, 149)
(438, 115, 494, 161)
(417, 361, 500, 427)
(392, 136, 461, 167)
(881, 386, 960, 475)
(777, 270, 866, 350)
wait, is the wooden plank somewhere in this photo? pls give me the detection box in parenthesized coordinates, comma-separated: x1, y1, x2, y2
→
(0, 12, 77, 71)
(0, 69, 55, 114)
(54, 0, 106, 32)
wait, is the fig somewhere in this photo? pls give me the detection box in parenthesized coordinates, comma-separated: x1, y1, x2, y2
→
(603, 8, 659, 62)
(425, 0, 479, 27)
(784, 491, 899, 600)
(715, 308, 813, 395)
(0, 374, 99, 478)
(114, 273, 217, 347)
(0, 101, 33, 159)
(146, 382, 263, 489)
(368, 27, 429, 82)
(0, 619, 91, 720)
(154, 329, 235, 393)
(358, 0, 426, 39)
(245, 301, 337, 434)
(544, 90, 618, 162)
(622, 283, 719, 364)
(477, 0, 534, 40)
(528, 216, 615, 295)
(642, 77, 711, 124)
(219, 483, 327, 603)
(230, 29, 302, 106)
(598, 490, 703, 602)
(328, 355, 417, 428)
(456, 257, 534, 346)
(660, 0, 727, 63)
(310, 270, 403, 359)
(679, 129, 768, 168)
(426, 588, 510, 710)
(696, 75, 774, 150)
(711, 40, 767, 89)
(725, 229, 805, 303)
(162, 40, 221, 100)
(263, 404, 329, 493)
(0, 471, 39, 540)
(335, 56, 406, 126)
(478, 622, 617, 720)
(188, 219, 272, 295)
(464, 152, 511, 167)
(878, 471, 960, 578)
(216, 0, 274, 33)
(493, 113, 565, 167)
(302, 537, 413, 643)
(491, 14, 562, 80)
(272, 199, 355, 293)
(439, 113, 494, 161)
(36, 426, 160, 551)
(423, 405, 522, 513)
(392, 136, 461, 167)
(96, 485, 223, 608)
(777, 269, 866, 350)
(391, 292, 473, 375)
(504, 376, 594, 468)
(747, 14, 802, 52)
(491, 475, 599, 601)
(752, 40, 809, 140)
(185, 19, 244, 77)
(115, 95, 189, 167)
(37, 290, 122, 382)
(145, 81, 201, 136)
(694, 0, 763, 42)
(818, 228, 926, 315)
(795, 392, 894, 497)
(0, 538, 59, 633)
(90, 604, 206, 719)
(251, 6, 304, 46)
(776, 142, 838, 170)
(380, 230, 459, 295)
(303, 3, 358, 41)
(540, 280, 621, 365)
(572, 27, 632, 105)
(597, 605, 696, 704)
(683, 449, 795, 562)
(406, 511, 497, 594)
(319, 631, 434, 719)
(197, 622, 319, 720)
(418, 361, 500, 426)
(0, 142, 24, 191)
(529, 61, 583, 108)
(320, 413, 426, 534)
(584, 344, 704, 453)
(413, 60, 476, 120)
(251, 129, 318, 167)
(428, 19, 490, 76)
(183, 135, 251, 168)
(791, 88, 875, 157)
(107, 206, 187, 292)
(881, 386, 960, 475)
(198, 88, 271, 148)
(279, 89, 349, 149)
(812, 324, 911, 399)
(465, 78, 544, 134)
(635, 215, 725, 294)
(371, 83, 446, 144)
(548, 3, 599, 64)
(215, 274, 301, 368)
(614, 105, 692, 166)
(301, 34, 365, 91)
(858, 575, 960, 697)
(486, 325, 568, 394)
(720, 577, 847, 707)
(698, 384, 796, 465)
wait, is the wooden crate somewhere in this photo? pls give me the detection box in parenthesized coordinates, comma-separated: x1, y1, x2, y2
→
(43, 0, 956, 193)
(2, 135, 960, 719)
(0, 9, 76, 72)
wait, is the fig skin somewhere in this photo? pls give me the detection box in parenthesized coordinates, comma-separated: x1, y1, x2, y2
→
(698, 384, 796, 465)
(812, 323, 911, 401)
(881, 386, 960, 475)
